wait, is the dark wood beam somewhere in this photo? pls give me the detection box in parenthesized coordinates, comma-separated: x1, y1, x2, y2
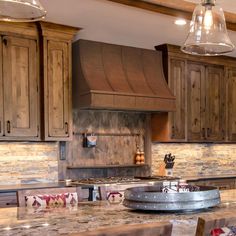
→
(107, 0, 236, 32)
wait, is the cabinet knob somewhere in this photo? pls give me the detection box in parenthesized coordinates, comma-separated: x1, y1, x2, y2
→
(202, 128, 205, 139)
(65, 122, 68, 135)
(7, 121, 10, 133)
(3, 38, 7, 46)
(171, 126, 175, 138)
(207, 128, 211, 137)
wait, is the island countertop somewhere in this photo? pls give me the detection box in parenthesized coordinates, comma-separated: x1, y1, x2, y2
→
(0, 189, 236, 236)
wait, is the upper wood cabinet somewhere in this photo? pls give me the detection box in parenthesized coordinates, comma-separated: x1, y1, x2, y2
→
(152, 44, 232, 143)
(227, 67, 236, 141)
(169, 58, 186, 140)
(187, 62, 225, 142)
(0, 23, 40, 140)
(0, 38, 3, 137)
(44, 40, 71, 140)
(151, 57, 186, 142)
(3, 36, 39, 138)
(0, 21, 78, 141)
(40, 22, 77, 141)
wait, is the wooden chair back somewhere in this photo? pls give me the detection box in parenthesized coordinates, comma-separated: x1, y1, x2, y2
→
(195, 212, 236, 236)
(68, 221, 173, 236)
(17, 187, 82, 207)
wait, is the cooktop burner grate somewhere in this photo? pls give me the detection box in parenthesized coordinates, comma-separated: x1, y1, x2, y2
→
(71, 176, 179, 185)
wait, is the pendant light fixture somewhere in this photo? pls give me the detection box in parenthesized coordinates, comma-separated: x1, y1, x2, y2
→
(181, 0, 235, 56)
(0, 0, 46, 22)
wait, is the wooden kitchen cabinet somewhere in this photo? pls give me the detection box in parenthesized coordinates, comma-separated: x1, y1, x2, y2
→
(40, 22, 76, 141)
(0, 38, 3, 137)
(187, 178, 236, 190)
(227, 67, 236, 141)
(3, 36, 39, 138)
(187, 62, 225, 141)
(0, 21, 78, 141)
(0, 23, 40, 140)
(0, 192, 17, 208)
(152, 44, 229, 142)
(151, 57, 186, 142)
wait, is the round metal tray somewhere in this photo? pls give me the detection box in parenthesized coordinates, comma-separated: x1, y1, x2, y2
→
(123, 185, 221, 212)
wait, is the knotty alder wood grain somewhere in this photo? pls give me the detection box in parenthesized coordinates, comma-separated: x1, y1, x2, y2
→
(227, 68, 236, 142)
(2, 36, 39, 138)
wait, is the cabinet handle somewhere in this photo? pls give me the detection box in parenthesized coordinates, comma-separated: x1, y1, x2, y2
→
(171, 126, 175, 138)
(65, 122, 68, 135)
(7, 121, 10, 133)
(222, 130, 225, 139)
(0, 121, 1, 133)
(207, 128, 210, 137)
(3, 38, 7, 46)
(202, 128, 205, 139)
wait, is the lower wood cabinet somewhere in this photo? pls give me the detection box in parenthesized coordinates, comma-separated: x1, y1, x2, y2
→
(187, 179, 236, 190)
(0, 192, 17, 208)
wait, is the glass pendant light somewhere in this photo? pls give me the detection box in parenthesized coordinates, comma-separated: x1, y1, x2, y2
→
(181, 0, 235, 56)
(0, 0, 46, 22)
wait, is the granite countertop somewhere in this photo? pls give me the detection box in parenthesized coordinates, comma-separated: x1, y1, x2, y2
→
(0, 189, 236, 236)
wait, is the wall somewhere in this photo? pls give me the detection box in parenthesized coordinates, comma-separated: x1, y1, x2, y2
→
(0, 142, 59, 185)
(59, 110, 150, 179)
(152, 143, 236, 177)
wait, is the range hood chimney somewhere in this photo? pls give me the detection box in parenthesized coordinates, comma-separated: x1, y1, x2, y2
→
(72, 40, 175, 112)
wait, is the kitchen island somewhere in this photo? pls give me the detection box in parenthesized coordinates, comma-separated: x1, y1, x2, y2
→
(0, 189, 236, 236)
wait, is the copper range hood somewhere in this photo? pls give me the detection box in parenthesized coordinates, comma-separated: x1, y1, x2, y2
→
(72, 39, 175, 112)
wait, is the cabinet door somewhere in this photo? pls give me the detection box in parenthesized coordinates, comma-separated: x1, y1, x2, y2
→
(0, 38, 3, 137)
(187, 63, 206, 141)
(3, 36, 39, 138)
(227, 67, 236, 141)
(205, 66, 225, 141)
(44, 40, 71, 140)
(169, 58, 186, 140)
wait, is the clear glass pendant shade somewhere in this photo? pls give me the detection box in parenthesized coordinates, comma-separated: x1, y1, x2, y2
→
(181, 0, 235, 56)
(0, 0, 46, 22)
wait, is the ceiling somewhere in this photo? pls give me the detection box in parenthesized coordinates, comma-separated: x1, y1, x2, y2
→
(40, 0, 236, 57)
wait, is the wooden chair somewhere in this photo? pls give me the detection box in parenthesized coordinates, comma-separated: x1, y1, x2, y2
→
(195, 212, 236, 236)
(68, 221, 173, 236)
(17, 187, 82, 207)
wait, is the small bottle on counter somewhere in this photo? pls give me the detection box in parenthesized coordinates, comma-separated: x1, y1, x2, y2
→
(135, 148, 141, 165)
(139, 151, 145, 164)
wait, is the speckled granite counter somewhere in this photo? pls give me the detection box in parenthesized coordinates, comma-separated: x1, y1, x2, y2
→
(0, 189, 236, 236)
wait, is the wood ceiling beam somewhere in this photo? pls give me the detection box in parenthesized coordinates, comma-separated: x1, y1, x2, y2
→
(107, 0, 236, 32)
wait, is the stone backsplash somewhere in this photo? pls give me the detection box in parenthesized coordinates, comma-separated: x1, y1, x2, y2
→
(152, 143, 236, 177)
(59, 110, 148, 179)
(0, 142, 59, 185)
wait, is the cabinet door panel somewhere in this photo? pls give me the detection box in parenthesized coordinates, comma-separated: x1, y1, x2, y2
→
(187, 63, 206, 141)
(3, 36, 38, 137)
(45, 40, 71, 139)
(0, 38, 3, 136)
(169, 58, 185, 140)
(205, 66, 225, 141)
(228, 68, 236, 141)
